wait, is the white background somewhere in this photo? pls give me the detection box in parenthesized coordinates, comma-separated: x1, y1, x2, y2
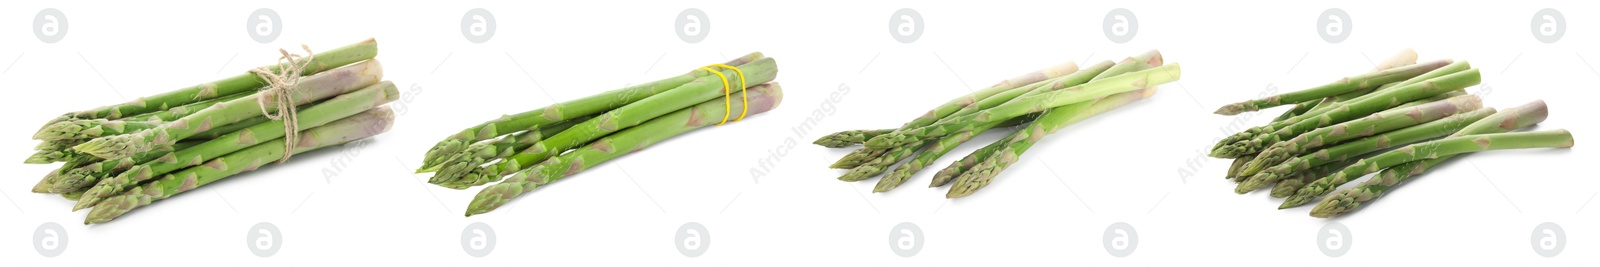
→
(1, 0, 1595, 266)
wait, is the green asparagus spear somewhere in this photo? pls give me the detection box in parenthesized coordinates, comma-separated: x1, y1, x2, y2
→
(1309, 101, 1549, 217)
(1213, 60, 1450, 115)
(1281, 130, 1574, 209)
(84, 107, 396, 224)
(74, 82, 399, 210)
(121, 93, 252, 123)
(813, 129, 896, 148)
(48, 141, 199, 193)
(1270, 159, 1356, 198)
(43, 39, 377, 126)
(418, 53, 767, 171)
(465, 83, 785, 216)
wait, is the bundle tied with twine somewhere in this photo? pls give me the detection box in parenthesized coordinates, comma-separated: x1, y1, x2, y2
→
(248, 45, 315, 163)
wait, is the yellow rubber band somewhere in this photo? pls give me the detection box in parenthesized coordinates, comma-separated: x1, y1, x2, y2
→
(697, 64, 749, 125)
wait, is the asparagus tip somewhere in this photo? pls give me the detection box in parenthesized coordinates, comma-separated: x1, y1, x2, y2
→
(84, 195, 140, 224)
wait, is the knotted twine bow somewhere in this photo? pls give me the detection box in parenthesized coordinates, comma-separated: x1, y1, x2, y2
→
(249, 45, 315, 163)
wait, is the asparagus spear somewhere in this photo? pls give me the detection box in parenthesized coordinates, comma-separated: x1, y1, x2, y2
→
(48, 141, 199, 193)
(430, 120, 586, 189)
(418, 53, 768, 171)
(1210, 61, 1473, 157)
(829, 146, 892, 169)
(1211, 69, 1480, 158)
(930, 138, 1007, 187)
(946, 88, 1158, 198)
(74, 82, 400, 210)
(35, 120, 161, 141)
(43, 39, 378, 126)
(437, 58, 781, 184)
(121, 92, 252, 123)
(465, 83, 785, 216)
(26, 140, 88, 164)
(1282, 129, 1573, 209)
(74, 60, 384, 159)
(891, 64, 1181, 140)
(84, 107, 396, 224)
(813, 129, 896, 148)
(1236, 108, 1495, 193)
(1238, 94, 1483, 177)
(1270, 159, 1356, 198)
(1214, 59, 1450, 115)
(1309, 101, 1548, 217)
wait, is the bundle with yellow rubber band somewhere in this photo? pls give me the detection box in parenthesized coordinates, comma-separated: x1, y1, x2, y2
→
(414, 52, 785, 217)
(698, 63, 750, 125)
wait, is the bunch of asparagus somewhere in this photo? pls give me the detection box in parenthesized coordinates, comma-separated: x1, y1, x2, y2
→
(26, 39, 397, 224)
(415, 53, 784, 216)
(1212, 49, 1575, 217)
(816, 51, 1181, 198)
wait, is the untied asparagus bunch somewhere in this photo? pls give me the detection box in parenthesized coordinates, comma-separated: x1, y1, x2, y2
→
(1209, 49, 1575, 217)
(815, 50, 1182, 198)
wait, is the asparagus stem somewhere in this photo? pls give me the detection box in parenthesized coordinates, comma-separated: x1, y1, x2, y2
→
(1282, 129, 1573, 209)
(74, 82, 400, 210)
(465, 83, 784, 216)
(84, 107, 396, 224)
(1214, 59, 1449, 115)
(122, 92, 252, 123)
(1309, 100, 1549, 217)
(74, 60, 384, 159)
(812, 129, 895, 148)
